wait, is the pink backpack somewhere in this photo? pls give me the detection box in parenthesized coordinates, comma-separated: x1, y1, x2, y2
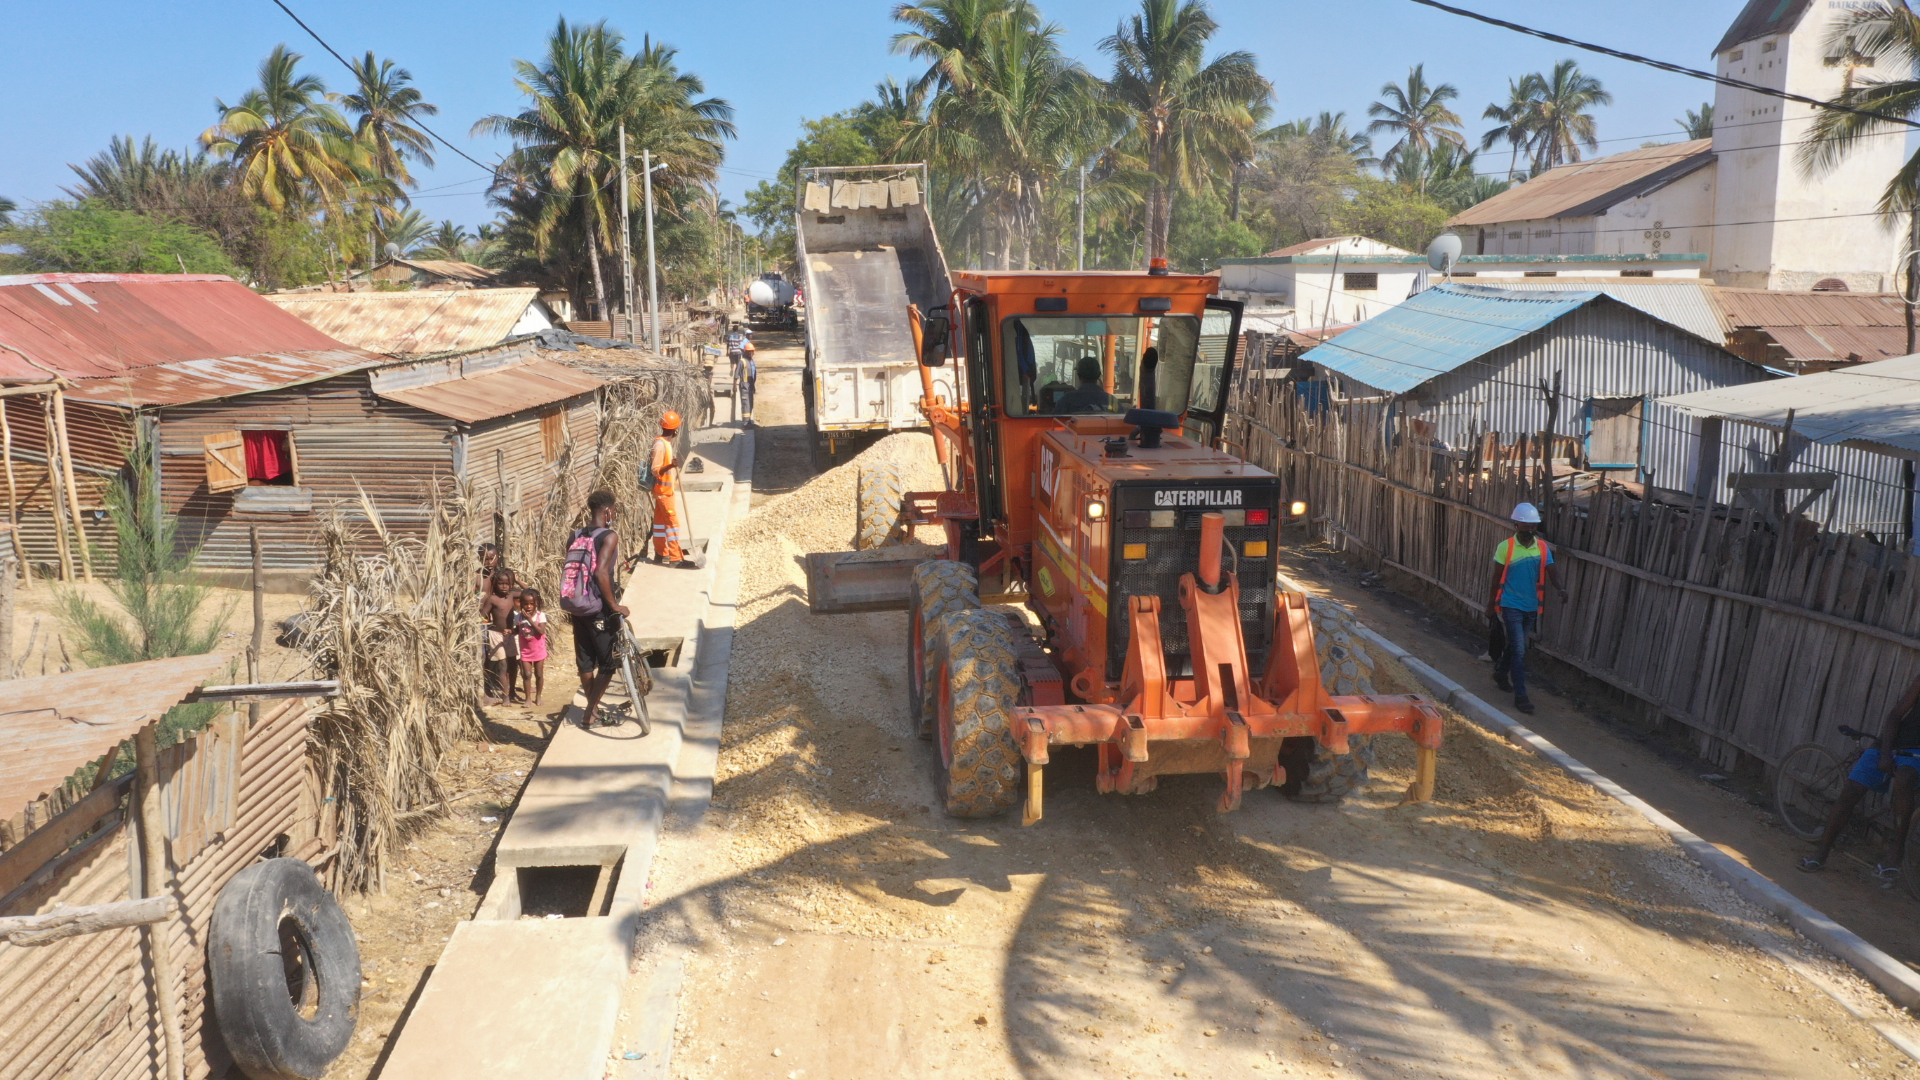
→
(559, 527, 609, 616)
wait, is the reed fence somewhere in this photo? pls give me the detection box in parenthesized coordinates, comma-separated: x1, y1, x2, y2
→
(1226, 379, 1920, 770)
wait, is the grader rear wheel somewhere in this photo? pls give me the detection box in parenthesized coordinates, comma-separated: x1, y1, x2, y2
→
(1280, 735, 1375, 803)
(908, 561, 979, 737)
(855, 463, 908, 549)
(929, 608, 1024, 818)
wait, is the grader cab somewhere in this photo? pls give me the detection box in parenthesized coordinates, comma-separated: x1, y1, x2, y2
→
(807, 262, 1442, 822)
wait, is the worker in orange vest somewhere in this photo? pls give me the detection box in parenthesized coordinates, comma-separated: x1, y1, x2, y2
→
(649, 411, 694, 567)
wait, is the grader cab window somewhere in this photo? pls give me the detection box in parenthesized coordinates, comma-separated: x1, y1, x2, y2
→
(1002, 315, 1200, 417)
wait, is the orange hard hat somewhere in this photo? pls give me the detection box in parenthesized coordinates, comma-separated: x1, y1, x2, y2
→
(660, 409, 682, 430)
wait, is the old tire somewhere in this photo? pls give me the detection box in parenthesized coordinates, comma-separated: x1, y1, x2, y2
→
(930, 608, 1024, 818)
(1280, 735, 1375, 803)
(855, 463, 907, 549)
(908, 561, 980, 738)
(209, 858, 361, 1080)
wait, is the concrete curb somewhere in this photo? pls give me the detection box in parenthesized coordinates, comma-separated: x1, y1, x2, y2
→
(1328, 603, 1920, 1015)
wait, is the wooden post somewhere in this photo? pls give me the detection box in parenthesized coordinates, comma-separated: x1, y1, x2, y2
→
(0, 397, 16, 526)
(135, 723, 186, 1080)
(52, 390, 93, 583)
(1693, 417, 1723, 500)
(41, 396, 73, 583)
(0, 554, 12, 679)
(250, 526, 264, 729)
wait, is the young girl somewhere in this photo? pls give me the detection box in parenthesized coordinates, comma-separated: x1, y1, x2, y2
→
(512, 588, 549, 705)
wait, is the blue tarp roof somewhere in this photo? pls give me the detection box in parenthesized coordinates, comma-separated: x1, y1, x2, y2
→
(1299, 284, 1600, 394)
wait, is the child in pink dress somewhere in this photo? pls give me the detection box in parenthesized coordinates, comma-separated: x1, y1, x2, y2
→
(513, 589, 549, 705)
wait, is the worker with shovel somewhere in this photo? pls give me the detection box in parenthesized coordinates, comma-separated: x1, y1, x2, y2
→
(649, 410, 697, 569)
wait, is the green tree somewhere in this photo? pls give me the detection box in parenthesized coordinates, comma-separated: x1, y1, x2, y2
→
(1677, 101, 1714, 140)
(201, 45, 363, 212)
(1167, 185, 1259, 269)
(1368, 64, 1465, 171)
(1099, 0, 1270, 262)
(0, 196, 13, 228)
(340, 52, 439, 193)
(1243, 113, 1370, 251)
(1332, 176, 1451, 255)
(1481, 75, 1544, 181)
(1799, 2, 1920, 217)
(417, 220, 471, 260)
(1524, 60, 1610, 171)
(0, 201, 240, 276)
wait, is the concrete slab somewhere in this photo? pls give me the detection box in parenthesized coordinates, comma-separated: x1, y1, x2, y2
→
(376, 918, 629, 1080)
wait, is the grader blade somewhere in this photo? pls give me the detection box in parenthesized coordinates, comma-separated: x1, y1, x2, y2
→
(805, 548, 934, 614)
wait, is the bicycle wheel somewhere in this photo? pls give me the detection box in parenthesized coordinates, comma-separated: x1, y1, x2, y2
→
(1774, 743, 1846, 841)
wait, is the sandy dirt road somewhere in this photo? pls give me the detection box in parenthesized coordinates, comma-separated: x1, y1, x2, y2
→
(631, 348, 1916, 1080)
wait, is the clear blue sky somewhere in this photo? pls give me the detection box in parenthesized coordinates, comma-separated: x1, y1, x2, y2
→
(0, 0, 1742, 230)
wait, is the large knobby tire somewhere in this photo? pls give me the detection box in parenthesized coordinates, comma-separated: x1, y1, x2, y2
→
(908, 560, 980, 738)
(930, 608, 1024, 818)
(210, 858, 361, 1080)
(1280, 735, 1376, 803)
(855, 463, 908, 550)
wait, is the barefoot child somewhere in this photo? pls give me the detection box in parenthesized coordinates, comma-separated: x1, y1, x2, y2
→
(514, 588, 549, 705)
(481, 569, 518, 705)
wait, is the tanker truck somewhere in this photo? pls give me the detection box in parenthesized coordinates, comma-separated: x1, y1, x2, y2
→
(746, 272, 798, 329)
(796, 162, 959, 466)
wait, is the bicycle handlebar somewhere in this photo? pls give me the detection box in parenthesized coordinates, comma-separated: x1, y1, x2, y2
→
(1838, 724, 1871, 740)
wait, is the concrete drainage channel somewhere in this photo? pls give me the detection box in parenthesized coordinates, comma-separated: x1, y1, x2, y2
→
(1293, 576, 1920, 1060)
(373, 429, 753, 1080)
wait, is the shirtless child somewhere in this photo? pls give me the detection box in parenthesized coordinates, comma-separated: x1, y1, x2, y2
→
(481, 569, 519, 704)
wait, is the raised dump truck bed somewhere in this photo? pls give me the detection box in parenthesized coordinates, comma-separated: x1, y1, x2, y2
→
(796, 163, 958, 462)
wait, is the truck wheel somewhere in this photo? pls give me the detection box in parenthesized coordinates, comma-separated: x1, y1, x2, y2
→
(209, 858, 360, 1079)
(929, 609, 1024, 818)
(1279, 735, 1375, 803)
(856, 463, 908, 549)
(908, 561, 979, 737)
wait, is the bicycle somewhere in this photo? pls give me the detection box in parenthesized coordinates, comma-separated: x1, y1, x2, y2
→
(608, 619, 653, 736)
(1774, 725, 1918, 897)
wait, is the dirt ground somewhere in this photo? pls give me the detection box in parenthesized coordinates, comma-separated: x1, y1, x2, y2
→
(630, 342, 1920, 1079)
(6, 579, 311, 682)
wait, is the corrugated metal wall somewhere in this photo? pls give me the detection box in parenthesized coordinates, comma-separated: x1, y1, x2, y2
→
(155, 378, 459, 571)
(464, 394, 601, 530)
(1, 398, 127, 573)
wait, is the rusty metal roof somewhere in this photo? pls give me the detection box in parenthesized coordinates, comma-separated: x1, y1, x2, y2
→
(1450, 141, 1715, 226)
(375, 358, 605, 423)
(266, 288, 551, 357)
(0, 652, 234, 815)
(0, 274, 389, 403)
(1712, 287, 1908, 329)
(356, 258, 501, 284)
(1758, 324, 1910, 364)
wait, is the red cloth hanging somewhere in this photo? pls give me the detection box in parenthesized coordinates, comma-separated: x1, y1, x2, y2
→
(243, 431, 287, 482)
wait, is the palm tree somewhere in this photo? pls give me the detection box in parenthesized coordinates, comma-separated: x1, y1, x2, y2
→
(416, 220, 471, 260)
(892, 0, 1037, 99)
(340, 52, 439, 190)
(0, 196, 13, 229)
(1368, 64, 1465, 172)
(1525, 60, 1611, 172)
(1100, 0, 1271, 262)
(1481, 75, 1544, 181)
(1677, 102, 1714, 141)
(383, 207, 434, 254)
(201, 45, 361, 211)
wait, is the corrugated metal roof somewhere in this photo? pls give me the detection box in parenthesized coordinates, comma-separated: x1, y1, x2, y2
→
(0, 273, 389, 400)
(1301, 285, 1598, 393)
(354, 258, 501, 284)
(1761, 324, 1911, 364)
(375, 358, 605, 423)
(0, 652, 234, 814)
(1662, 352, 1920, 458)
(1472, 279, 1729, 343)
(1714, 0, 1812, 56)
(1450, 141, 1715, 226)
(267, 288, 550, 357)
(1713, 287, 1908, 329)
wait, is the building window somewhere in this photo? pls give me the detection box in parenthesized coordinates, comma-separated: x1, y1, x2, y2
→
(539, 406, 567, 462)
(1761, 40, 1776, 53)
(1452, 271, 1477, 278)
(1620, 269, 1653, 278)
(1729, 49, 1743, 61)
(1533, 229, 1552, 238)
(1587, 397, 1644, 473)
(1506, 230, 1523, 240)
(1342, 272, 1378, 292)
(243, 431, 296, 485)
(1524, 270, 1557, 278)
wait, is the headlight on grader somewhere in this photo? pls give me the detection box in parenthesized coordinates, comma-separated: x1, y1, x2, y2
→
(1221, 509, 1246, 528)
(1085, 498, 1107, 521)
(1148, 510, 1176, 529)
(1289, 500, 1308, 518)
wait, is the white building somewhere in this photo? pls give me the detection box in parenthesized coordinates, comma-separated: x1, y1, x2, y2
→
(1454, 0, 1906, 292)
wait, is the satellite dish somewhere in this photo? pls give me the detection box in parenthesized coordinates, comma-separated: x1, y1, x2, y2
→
(1427, 230, 1462, 275)
(384, 242, 401, 259)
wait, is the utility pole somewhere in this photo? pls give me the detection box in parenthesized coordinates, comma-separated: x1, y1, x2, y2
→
(644, 148, 660, 353)
(1077, 165, 1086, 271)
(1908, 208, 1918, 355)
(619, 125, 635, 344)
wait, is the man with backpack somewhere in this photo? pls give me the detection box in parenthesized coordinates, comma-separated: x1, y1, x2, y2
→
(1485, 501, 1567, 715)
(560, 489, 630, 727)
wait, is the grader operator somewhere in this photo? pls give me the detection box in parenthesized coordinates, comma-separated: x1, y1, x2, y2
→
(807, 260, 1442, 823)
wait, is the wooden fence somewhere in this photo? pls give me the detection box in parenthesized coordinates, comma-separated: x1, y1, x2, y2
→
(1226, 379, 1920, 770)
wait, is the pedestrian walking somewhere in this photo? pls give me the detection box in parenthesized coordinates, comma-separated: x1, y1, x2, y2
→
(1799, 669, 1920, 879)
(739, 341, 757, 426)
(649, 411, 695, 568)
(1485, 502, 1566, 715)
(514, 588, 548, 706)
(559, 490, 629, 728)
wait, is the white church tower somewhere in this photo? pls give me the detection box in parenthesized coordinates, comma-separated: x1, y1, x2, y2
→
(1709, 0, 1908, 290)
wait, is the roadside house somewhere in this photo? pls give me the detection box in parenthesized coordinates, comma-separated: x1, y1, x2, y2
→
(349, 257, 501, 288)
(266, 287, 558, 358)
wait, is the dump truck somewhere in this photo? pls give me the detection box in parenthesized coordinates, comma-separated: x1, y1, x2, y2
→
(806, 261, 1443, 823)
(796, 162, 960, 466)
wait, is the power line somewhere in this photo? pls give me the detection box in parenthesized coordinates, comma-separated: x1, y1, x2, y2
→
(1404, 0, 1920, 131)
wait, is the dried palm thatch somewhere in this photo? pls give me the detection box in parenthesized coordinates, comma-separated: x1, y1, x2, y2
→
(302, 483, 481, 893)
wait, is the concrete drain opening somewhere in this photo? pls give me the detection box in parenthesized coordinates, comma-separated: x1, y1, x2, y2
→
(516, 858, 622, 919)
(631, 636, 684, 669)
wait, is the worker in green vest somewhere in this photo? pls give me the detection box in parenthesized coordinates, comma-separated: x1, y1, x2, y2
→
(1485, 502, 1567, 715)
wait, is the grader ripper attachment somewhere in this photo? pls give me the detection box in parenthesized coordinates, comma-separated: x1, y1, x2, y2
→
(807, 262, 1441, 821)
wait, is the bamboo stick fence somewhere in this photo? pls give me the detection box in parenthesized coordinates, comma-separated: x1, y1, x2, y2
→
(1227, 378, 1920, 770)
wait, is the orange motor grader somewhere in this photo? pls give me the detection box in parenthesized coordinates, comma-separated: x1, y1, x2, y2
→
(806, 262, 1441, 823)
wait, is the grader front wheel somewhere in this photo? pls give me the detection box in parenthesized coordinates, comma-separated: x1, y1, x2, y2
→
(1280, 735, 1375, 803)
(929, 609, 1024, 818)
(908, 561, 980, 737)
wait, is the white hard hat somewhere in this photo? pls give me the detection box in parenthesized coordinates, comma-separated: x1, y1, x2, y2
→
(1510, 502, 1542, 524)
